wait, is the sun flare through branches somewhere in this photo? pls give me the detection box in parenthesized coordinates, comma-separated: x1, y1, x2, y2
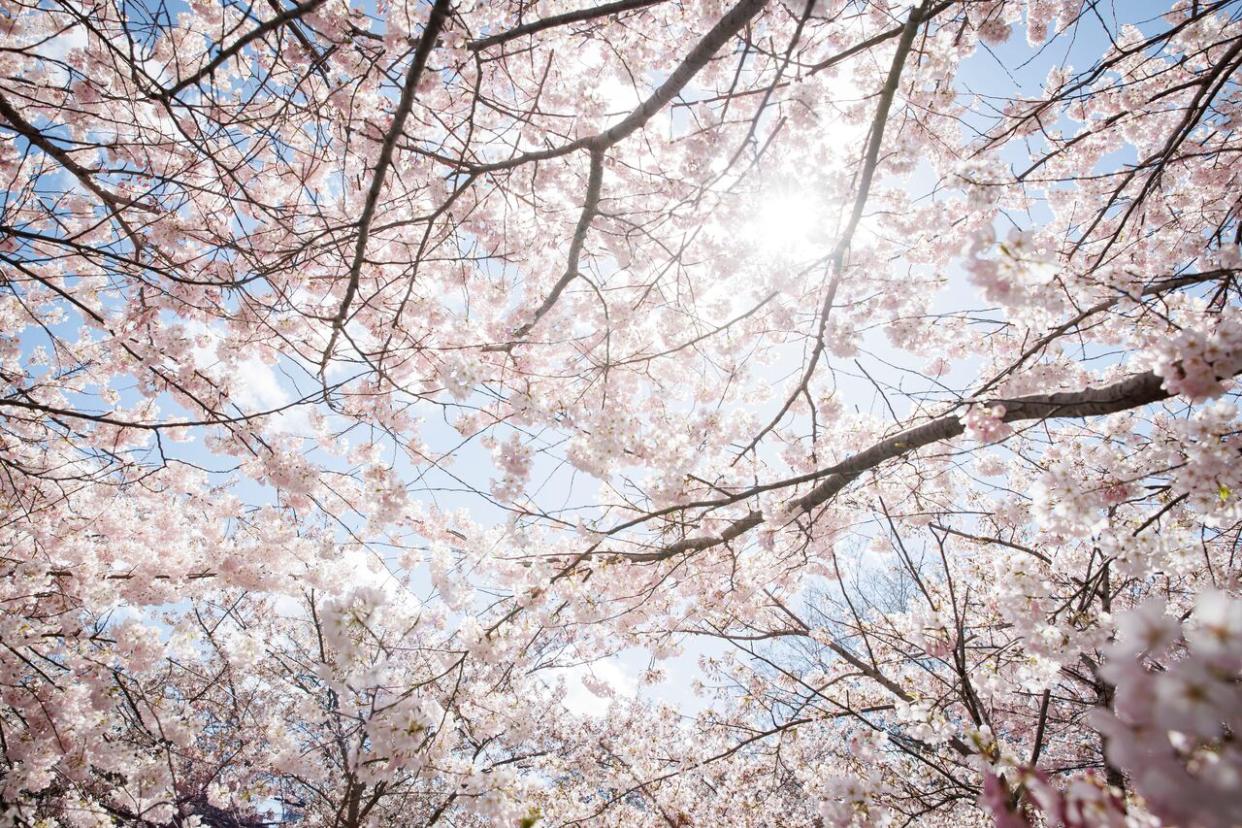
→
(745, 189, 825, 260)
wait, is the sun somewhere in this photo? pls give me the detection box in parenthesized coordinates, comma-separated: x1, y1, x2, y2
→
(746, 190, 823, 259)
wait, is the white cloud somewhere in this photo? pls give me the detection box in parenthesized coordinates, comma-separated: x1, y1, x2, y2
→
(35, 23, 86, 66)
(186, 322, 310, 434)
(558, 658, 638, 718)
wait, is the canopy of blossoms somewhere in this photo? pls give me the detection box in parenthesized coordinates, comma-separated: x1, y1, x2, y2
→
(1, 0, 1241, 826)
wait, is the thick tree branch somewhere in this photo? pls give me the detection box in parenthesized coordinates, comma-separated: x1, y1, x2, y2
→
(464, 0, 767, 174)
(489, 148, 606, 347)
(617, 370, 1187, 563)
(468, 0, 666, 51)
(163, 0, 332, 98)
(320, 0, 452, 370)
(0, 92, 156, 220)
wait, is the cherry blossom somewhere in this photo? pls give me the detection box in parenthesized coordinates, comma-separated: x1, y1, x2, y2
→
(2, 0, 1242, 826)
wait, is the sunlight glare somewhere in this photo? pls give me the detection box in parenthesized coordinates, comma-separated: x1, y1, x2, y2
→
(747, 190, 822, 259)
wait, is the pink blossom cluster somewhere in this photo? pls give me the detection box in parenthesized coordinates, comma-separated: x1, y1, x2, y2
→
(1090, 593, 1242, 828)
(487, 432, 535, 502)
(1147, 317, 1242, 402)
(983, 768, 1127, 828)
(960, 403, 1014, 443)
(1157, 401, 1242, 516)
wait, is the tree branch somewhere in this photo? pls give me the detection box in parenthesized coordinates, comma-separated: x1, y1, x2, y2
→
(320, 0, 452, 370)
(620, 370, 1188, 563)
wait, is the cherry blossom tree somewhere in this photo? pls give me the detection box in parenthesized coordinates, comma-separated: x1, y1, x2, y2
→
(2, 0, 1241, 825)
